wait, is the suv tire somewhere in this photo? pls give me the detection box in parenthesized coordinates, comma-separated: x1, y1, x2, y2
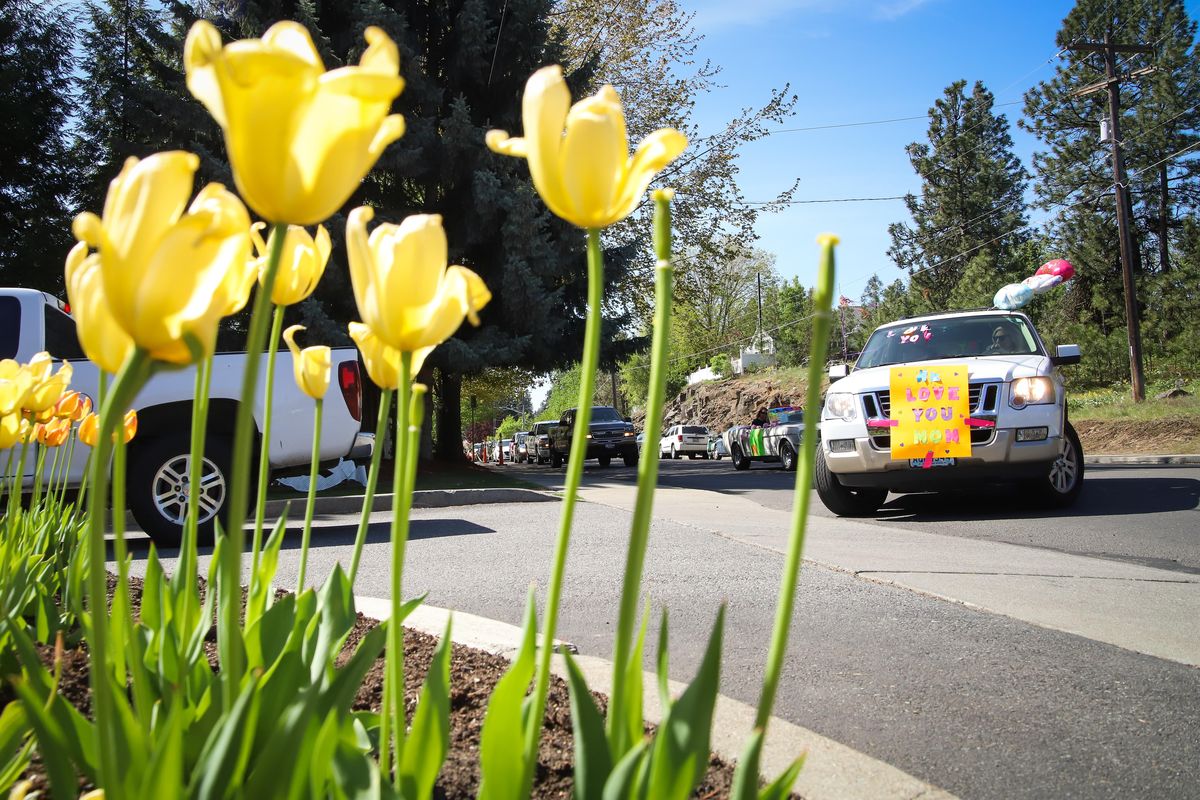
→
(1034, 421, 1084, 507)
(731, 443, 751, 471)
(129, 432, 238, 547)
(779, 441, 797, 472)
(814, 447, 886, 517)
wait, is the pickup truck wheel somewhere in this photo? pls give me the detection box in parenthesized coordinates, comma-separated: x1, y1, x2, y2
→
(814, 447, 885, 517)
(779, 441, 798, 472)
(623, 452, 638, 467)
(731, 443, 751, 471)
(129, 433, 236, 547)
(597, 456, 612, 467)
(551, 450, 563, 468)
(1036, 422, 1084, 507)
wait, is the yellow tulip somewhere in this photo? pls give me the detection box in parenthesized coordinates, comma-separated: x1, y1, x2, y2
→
(0, 359, 34, 416)
(0, 414, 20, 449)
(71, 152, 252, 365)
(486, 66, 688, 229)
(24, 360, 72, 414)
(250, 222, 332, 305)
(348, 322, 400, 390)
(36, 417, 71, 448)
(346, 207, 491, 359)
(78, 413, 98, 447)
(184, 21, 406, 226)
(282, 325, 331, 400)
(122, 409, 138, 444)
(64, 241, 135, 375)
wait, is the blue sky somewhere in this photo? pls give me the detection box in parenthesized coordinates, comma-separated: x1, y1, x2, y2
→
(685, 0, 1200, 300)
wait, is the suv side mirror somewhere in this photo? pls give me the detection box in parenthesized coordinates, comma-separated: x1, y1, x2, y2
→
(1052, 344, 1081, 366)
(828, 364, 849, 382)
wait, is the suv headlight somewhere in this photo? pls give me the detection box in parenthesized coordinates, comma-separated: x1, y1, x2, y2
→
(823, 392, 858, 420)
(1009, 377, 1055, 409)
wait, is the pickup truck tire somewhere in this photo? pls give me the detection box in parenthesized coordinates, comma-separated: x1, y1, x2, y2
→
(551, 449, 563, 468)
(779, 441, 797, 472)
(731, 443, 751, 471)
(129, 432, 237, 547)
(815, 447, 886, 517)
(1034, 421, 1084, 507)
(597, 456, 612, 467)
(623, 452, 638, 467)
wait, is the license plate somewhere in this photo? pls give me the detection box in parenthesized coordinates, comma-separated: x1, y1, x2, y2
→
(606, 443, 616, 448)
(909, 457, 955, 468)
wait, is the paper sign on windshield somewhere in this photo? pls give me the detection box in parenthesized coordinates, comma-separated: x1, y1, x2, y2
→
(889, 365, 971, 460)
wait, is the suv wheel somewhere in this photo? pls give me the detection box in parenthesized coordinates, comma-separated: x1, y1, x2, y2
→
(731, 443, 751, 471)
(671, 446, 681, 459)
(129, 432, 237, 547)
(779, 441, 797, 472)
(1036, 422, 1084, 507)
(814, 447, 886, 517)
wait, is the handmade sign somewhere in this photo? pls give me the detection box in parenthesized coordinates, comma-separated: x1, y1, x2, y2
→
(888, 365, 972, 461)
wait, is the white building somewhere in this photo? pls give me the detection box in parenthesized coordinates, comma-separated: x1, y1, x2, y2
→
(730, 333, 776, 375)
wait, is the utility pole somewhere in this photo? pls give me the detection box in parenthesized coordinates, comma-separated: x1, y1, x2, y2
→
(756, 272, 764, 352)
(1068, 36, 1153, 402)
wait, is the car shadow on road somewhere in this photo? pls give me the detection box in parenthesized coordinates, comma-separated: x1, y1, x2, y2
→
(118, 518, 494, 560)
(872, 474, 1200, 522)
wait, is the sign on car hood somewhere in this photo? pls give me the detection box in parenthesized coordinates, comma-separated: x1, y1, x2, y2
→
(838, 354, 1050, 393)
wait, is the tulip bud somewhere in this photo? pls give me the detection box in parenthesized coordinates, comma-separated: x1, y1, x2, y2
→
(282, 325, 332, 400)
(252, 223, 332, 306)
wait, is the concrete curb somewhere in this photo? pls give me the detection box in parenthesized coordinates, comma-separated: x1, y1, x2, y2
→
(355, 596, 956, 800)
(1084, 453, 1200, 465)
(266, 487, 559, 517)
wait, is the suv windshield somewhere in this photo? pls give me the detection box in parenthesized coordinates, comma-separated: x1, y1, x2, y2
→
(857, 315, 1042, 369)
(591, 407, 622, 422)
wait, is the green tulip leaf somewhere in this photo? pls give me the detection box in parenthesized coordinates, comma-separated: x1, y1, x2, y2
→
(563, 650, 611, 800)
(399, 617, 453, 800)
(478, 588, 537, 800)
(602, 738, 649, 800)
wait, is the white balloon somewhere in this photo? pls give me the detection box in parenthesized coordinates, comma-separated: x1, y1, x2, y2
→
(994, 283, 1033, 310)
(1022, 273, 1062, 294)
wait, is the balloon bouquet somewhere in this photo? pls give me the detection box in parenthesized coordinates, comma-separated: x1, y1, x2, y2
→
(993, 259, 1076, 310)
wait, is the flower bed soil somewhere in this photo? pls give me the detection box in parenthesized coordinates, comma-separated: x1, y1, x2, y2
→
(7, 575, 761, 798)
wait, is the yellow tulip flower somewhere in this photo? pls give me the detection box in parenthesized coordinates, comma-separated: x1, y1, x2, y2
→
(36, 417, 71, 448)
(24, 360, 72, 414)
(486, 65, 688, 229)
(53, 390, 85, 420)
(78, 413, 98, 447)
(346, 207, 491, 359)
(64, 242, 135, 374)
(348, 322, 400, 390)
(0, 414, 20, 449)
(0, 359, 34, 416)
(184, 21, 406, 226)
(71, 152, 252, 365)
(282, 325, 332, 400)
(251, 222, 332, 306)
(122, 409, 138, 444)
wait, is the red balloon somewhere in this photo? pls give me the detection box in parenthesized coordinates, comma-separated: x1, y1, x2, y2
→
(1035, 259, 1075, 281)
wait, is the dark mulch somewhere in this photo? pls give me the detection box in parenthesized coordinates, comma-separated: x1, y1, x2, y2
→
(7, 576, 747, 798)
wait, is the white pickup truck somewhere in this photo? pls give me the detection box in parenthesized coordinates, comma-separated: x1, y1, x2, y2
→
(817, 309, 1082, 516)
(1, 288, 370, 543)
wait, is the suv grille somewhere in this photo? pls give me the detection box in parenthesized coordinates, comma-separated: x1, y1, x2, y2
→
(862, 382, 1000, 448)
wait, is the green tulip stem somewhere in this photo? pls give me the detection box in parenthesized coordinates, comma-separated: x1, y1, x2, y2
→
(58, 429, 78, 509)
(221, 221, 286, 711)
(296, 398, 323, 593)
(753, 238, 836, 731)
(85, 346, 151, 799)
(607, 195, 675, 758)
(387, 351, 414, 783)
(379, 654, 393, 776)
(523, 227, 605, 784)
(30, 445, 46, 510)
(10, 436, 30, 519)
(348, 388, 393, 586)
(46, 444, 63, 509)
(251, 304, 285, 575)
(183, 354, 214, 625)
(2, 448, 12, 501)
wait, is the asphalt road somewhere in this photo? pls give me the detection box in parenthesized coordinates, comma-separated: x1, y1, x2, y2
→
(120, 458, 1200, 799)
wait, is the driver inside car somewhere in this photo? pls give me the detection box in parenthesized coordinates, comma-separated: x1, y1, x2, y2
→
(985, 324, 1021, 355)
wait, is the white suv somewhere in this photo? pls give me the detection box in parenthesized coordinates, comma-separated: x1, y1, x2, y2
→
(660, 424, 710, 459)
(817, 309, 1083, 516)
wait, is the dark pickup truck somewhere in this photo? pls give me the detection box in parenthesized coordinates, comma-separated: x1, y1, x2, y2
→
(548, 406, 639, 468)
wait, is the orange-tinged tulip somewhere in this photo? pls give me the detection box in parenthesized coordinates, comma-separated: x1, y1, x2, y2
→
(73, 395, 93, 422)
(0, 414, 20, 449)
(251, 223, 331, 306)
(71, 152, 252, 365)
(64, 241, 135, 374)
(345, 207, 491, 359)
(78, 413, 98, 447)
(282, 325, 331, 400)
(54, 391, 84, 419)
(486, 66, 687, 229)
(36, 417, 71, 447)
(122, 409, 138, 444)
(184, 21, 406, 226)
(24, 360, 72, 414)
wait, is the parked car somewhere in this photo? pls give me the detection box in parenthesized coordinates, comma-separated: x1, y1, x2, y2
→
(512, 431, 530, 463)
(0, 287, 369, 545)
(818, 308, 1082, 516)
(470, 442, 484, 462)
(708, 436, 728, 460)
(722, 408, 808, 472)
(660, 424, 710, 459)
(491, 439, 513, 463)
(547, 406, 638, 467)
(528, 420, 557, 464)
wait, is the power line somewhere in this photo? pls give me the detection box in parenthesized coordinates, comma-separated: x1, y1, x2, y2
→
(741, 195, 906, 205)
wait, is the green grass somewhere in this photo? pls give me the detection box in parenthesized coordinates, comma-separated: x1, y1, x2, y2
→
(267, 460, 539, 500)
(1068, 379, 1200, 421)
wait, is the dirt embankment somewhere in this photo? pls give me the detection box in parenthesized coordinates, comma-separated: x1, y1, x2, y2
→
(644, 375, 1200, 455)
